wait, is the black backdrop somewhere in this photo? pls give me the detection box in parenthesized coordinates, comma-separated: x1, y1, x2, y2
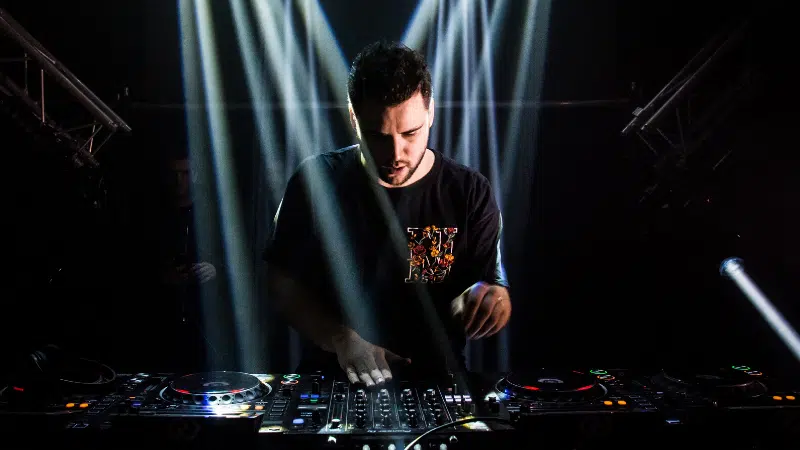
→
(3, 0, 799, 376)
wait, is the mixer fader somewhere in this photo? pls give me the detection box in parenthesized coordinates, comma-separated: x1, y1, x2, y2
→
(290, 377, 484, 435)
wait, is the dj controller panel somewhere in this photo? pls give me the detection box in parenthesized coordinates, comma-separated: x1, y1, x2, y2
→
(1, 366, 798, 449)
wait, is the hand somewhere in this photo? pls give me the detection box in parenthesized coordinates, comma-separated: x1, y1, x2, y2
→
(191, 262, 217, 283)
(164, 264, 190, 285)
(458, 282, 511, 339)
(332, 330, 411, 387)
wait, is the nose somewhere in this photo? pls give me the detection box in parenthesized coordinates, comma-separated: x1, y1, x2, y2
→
(390, 137, 405, 163)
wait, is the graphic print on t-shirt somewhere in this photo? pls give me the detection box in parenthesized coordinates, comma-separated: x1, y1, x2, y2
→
(405, 225, 458, 283)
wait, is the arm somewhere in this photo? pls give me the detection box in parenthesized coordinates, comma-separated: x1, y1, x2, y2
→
(458, 175, 512, 338)
(264, 162, 350, 352)
(265, 160, 408, 385)
(267, 266, 353, 353)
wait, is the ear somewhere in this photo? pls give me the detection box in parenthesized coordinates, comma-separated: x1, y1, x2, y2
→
(428, 97, 435, 128)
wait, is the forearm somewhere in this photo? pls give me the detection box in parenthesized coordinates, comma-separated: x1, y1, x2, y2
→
(267, 267, 353, 353)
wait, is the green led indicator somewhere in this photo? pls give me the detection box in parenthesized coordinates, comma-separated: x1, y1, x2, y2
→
(310, 398, 318, 403)
(283, 374, 301, 380)
(590, 369, 608, 375)
(732, 366, 750, 371)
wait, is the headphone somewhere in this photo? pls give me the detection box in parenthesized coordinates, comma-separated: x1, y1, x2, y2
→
(6, 344, 116, 394)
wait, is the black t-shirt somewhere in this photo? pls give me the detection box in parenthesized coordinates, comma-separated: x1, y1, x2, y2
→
(264, 146, 508, 372)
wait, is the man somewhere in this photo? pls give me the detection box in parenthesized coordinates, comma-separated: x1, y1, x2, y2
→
(264, 41, 510, 386)
(159, 153, 217, 292)
(153, 151, 221, 371)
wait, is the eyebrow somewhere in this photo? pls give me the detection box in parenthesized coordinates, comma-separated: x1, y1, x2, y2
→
(366, 124, 425, 136)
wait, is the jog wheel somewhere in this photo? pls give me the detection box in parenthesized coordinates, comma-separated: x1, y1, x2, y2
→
(497, 369, 606, 403)
(161, 371, 271, 405)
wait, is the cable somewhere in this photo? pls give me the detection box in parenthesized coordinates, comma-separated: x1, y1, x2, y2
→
(402, 416, 513, 450)
(58, 358, 117, 386)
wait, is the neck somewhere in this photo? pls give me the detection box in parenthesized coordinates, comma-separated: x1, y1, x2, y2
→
(362, 148, 435, 188)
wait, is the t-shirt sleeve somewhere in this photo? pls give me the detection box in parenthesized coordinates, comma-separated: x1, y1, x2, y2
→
(262, 160, 321, 277)
(466, 174, 510, 288)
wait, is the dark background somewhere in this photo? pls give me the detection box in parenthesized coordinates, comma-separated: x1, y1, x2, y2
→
(3, 0, 798, 376)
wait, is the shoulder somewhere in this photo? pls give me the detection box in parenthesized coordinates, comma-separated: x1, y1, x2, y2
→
(292, 145, 360, 180)
(435, 151, 492, 192)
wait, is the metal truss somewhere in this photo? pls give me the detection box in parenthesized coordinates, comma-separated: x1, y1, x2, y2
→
(0, 7, 131, 168)
(621, 18, 759, 209)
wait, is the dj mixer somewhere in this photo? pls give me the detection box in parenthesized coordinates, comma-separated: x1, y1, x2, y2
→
(1, 364, 798, 449)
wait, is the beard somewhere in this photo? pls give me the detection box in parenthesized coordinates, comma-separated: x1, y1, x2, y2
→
(378, 149, 427, 186)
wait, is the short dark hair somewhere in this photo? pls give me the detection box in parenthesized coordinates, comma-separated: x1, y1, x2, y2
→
(347, 41, 432, 118)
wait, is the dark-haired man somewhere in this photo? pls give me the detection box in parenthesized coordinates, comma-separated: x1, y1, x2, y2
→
(264, 41, 510, 386)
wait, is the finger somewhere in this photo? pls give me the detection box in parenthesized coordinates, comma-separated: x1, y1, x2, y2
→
(473, 315, 500, 340)
(370, 369, 385, 385)
(374, 354, 393, 382)
(462, 294, 483, 333)
(355, 361, 376, 387)
(463, 285, 488, 331)
(472, 298, 504, 339)
(364, 356, 384, 384)
(345, 366, 360, 384)
(383, 349, 411, 365)
(484, 307, 511, 338)
(467, 297, 498, 338)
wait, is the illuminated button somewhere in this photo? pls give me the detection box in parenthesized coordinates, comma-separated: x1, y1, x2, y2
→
(255, 405, 264, 410)
(292, 418, 305, 425)
(590, 369, 608, 375)
(617, 400, 627, 406)
(283, 374, 301, 380)
(786, 396, 796, 401)
(281, 380, 298, 385)
(746, 371, 763, 376)
(79, 403, 89, 408)
(773, 396, 783, 401)
(240, 405, 251, 410)
(66, 403, 75, 408)
(732, 366, 751, 371)
(603, 400, 613, 406)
